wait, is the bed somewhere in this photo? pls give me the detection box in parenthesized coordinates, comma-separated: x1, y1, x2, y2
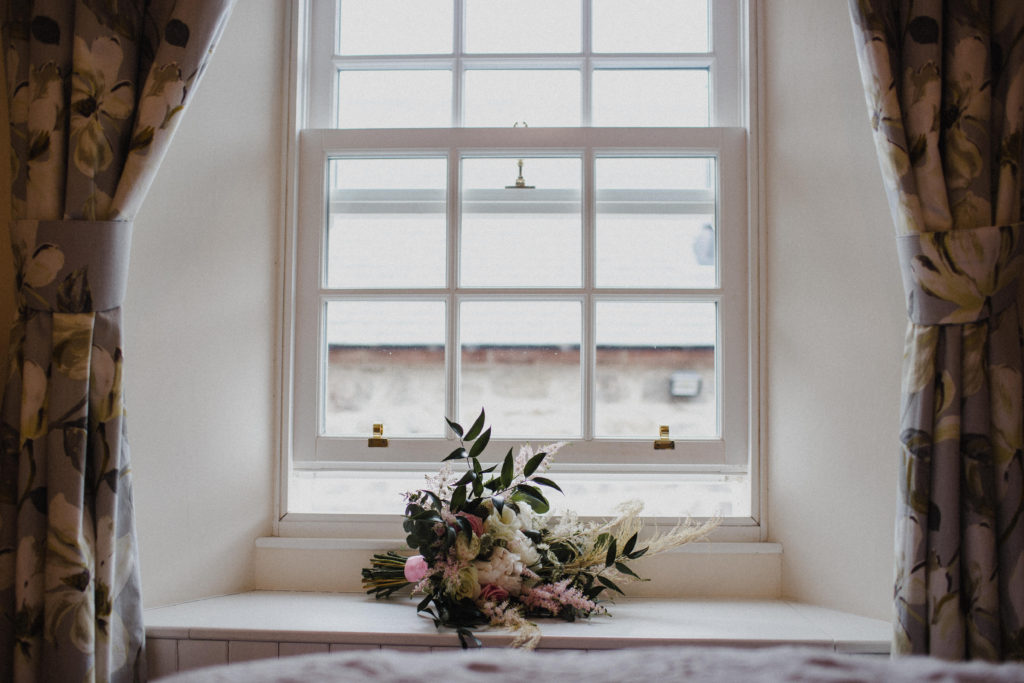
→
(162, 645, 1024, 682)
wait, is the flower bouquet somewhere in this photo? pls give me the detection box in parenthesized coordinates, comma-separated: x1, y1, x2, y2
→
(361, 410, 719, 648)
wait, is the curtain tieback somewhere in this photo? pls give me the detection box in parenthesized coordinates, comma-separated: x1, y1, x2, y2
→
(895, 222, 1024, 326)
(11, 219, 133, 313)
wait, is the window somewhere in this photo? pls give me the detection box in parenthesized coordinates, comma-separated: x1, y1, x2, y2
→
(283, 0, 758, 534)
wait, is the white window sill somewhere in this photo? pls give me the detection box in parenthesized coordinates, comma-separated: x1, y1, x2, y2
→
(143, 591, 891, 676)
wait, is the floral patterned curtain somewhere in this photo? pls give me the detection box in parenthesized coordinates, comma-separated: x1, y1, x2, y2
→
(0, 1, 233, 680)
(849, 1, 1024, 661)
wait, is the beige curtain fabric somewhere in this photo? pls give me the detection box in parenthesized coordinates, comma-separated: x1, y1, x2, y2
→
(1, 1, 233, 680)
(849, 0, 1024, 660)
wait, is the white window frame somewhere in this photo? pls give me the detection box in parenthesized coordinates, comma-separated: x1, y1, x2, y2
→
(277, 0, 762, 540)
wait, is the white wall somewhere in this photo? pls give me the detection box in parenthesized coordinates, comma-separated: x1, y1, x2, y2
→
(763, 0, 905, 620)
(127, 1, 283, 606)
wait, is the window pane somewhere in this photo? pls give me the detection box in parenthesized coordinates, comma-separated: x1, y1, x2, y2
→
(464, 70, 580, 127)
(326, 158, 447, 289)
(593, 0, 709, 53)
(465, 0, 580, 53)
(460, 300, 581, 437)
(338, 0, 453, 55)
(460, 157, 581, 287)
(593, 69, 709, 126)
(595, 301, 717, 438)
(323, 300, 446, 436)
(596, 157, 716, 288)
(338, 71, 451, 128)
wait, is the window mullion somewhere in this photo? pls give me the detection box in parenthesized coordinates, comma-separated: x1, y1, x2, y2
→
(447, 146, 460, 430)
(582, 144, 595, 439)
(453, 0, 464, 127)
(581, 0, 592, 126)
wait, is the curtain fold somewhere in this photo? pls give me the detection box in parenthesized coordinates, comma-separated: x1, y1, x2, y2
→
(1, 2, 233, 680)
(849, 0, 1024, 660)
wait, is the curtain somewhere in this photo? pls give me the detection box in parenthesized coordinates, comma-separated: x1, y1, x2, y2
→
(0, 1, 233, 680)
(849, 1, 1024, 660)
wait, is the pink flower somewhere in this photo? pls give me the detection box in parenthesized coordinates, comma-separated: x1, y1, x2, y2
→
(457, 512, 485, 537)
(478, 583, 509, 603)
(404, 555, 429, 583)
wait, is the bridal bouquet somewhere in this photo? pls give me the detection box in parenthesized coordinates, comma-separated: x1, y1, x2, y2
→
(361, 410, 718, 648)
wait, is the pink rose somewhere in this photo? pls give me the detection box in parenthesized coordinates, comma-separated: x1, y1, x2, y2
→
(457, 512, 485, 537)
(404, 555, 429, 583)
(478, 583, 509, 603)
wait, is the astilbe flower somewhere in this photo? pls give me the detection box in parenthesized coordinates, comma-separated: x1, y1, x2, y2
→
(521, 579, 606, 618)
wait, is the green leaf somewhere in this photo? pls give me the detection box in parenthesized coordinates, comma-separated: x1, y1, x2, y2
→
(510, 489, 549, 514)
(451, 485, 467, 511)
(501, 449, 515, 488)
(627, 547, 648, 560)
(597, 575, 624, 595)
(464, 408, 486, 441)
(614, 561, 641, 579)
(445, 417, 464, 438)
(605, 538, 617, 567)
(444, 447, 468, 461)
(531, 476, 563, 493)
(456, 469, 476, 487)
(492, 495, 505, 516)
(523, 451, 547, 477)
(515, 483, 543, 499)
(622, 532, 638, 557)
(468, 427, 491, 458)
(420, 490, 443, 510)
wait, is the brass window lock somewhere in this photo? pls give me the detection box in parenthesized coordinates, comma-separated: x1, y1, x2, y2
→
(654, 425, 675, 450)
(368, 423, 389, 448)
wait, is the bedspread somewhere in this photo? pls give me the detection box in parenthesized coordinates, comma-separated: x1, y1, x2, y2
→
(162, 645, 1024, 682)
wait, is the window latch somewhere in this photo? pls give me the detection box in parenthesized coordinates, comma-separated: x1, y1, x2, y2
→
(368, 423, 389, 448)
(653, 425, 675, 450)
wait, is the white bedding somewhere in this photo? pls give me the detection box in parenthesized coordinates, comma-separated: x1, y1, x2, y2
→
(163, 645, 1024, 682)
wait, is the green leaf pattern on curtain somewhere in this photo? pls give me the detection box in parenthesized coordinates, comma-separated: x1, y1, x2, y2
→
(849, 0, 1024, 661)
(1, 1, 233, 681)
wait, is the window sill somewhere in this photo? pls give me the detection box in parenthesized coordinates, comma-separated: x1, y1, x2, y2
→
(143, 591, 890, 676)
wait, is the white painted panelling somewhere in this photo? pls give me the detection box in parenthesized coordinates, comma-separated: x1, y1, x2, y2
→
(331, 643, 382, 652)
(229, 640, 279, 663)
(146, 638, 178, 679)
(280, 642, 330, 657)
(178, 640, 228, 671)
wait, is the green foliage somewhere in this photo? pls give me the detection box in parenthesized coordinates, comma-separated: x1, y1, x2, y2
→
(360, 407, 667, 647)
